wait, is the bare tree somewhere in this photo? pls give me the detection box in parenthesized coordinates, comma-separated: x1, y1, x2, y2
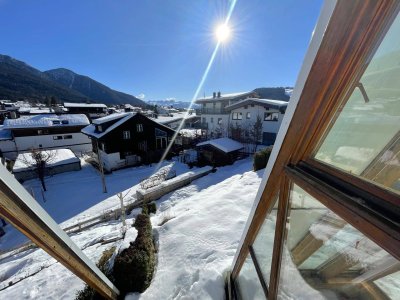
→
(18, 149, 57, 191)
(250, 114, 263, 152)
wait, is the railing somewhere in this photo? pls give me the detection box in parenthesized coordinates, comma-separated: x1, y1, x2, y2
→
(200, 108, 227, 114)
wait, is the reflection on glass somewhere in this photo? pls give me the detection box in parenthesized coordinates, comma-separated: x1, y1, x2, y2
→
(278, 184, 400, 299)
(236, 253, 266, 300)
(314, 11, 400, 193)
(252, 196, 278, 287)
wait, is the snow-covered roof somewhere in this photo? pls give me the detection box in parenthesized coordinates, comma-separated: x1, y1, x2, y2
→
(0, 127, 12, 140)
(13, 149, 80, 172)
(3, 114, 90, 129)
(92, 112, 132, 125)
(225, 98, 289, 112)
(196, 137, 244, 153)
(64, 102, 107, 108)
(153, 112, 198, 125)
(195, 91, 253, 103)
(81, 112, 136, 139)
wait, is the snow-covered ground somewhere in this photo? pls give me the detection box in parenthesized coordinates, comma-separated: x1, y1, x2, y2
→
(0, 157, 261, 299)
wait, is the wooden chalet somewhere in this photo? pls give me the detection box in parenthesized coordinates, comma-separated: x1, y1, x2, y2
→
(81, 112, 177, 171)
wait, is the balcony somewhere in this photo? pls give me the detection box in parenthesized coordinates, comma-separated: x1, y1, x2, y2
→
(200, 108, 227, 115)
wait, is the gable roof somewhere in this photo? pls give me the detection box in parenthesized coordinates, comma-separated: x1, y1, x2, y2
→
(81, 112, 175, 139)
(196, 137, 243, 153)
(225, 98, 289, 113)
(92, 112, 132, 125)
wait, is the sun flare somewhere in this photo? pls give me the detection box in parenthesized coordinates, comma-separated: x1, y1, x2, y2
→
(215, 23, 231, 43)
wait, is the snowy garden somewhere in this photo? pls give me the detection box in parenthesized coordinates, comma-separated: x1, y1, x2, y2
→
(0, 156, 263, 299)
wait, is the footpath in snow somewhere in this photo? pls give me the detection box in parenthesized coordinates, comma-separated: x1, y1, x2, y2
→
(0, 158, 263, 299)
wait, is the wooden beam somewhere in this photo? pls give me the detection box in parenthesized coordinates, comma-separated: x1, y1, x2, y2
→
(0, 164, 119, 299)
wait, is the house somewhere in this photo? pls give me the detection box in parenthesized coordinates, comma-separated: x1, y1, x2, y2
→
(81, 112, 176, 171)
(0, 114, 91, 160)
(12, 149, 81, 182)
(154, 112, 200, 130)
(63, 102, 108, 120)
(225, 98, 288, 145)
(229, 2, 400, 300)
(196, 137, 243, 166)
(195, 91, 258, 135)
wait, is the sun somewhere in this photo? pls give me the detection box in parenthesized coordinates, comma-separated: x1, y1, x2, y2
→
(215, 23, 231, 43)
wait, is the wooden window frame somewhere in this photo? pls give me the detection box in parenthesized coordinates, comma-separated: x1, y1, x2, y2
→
(231, 1, 400, 299)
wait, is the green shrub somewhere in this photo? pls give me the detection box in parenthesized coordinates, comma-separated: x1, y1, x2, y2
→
(75, 247, 116, 300)
(146, 202, 157, 214)
(113, 213, 155, 296)
(253, 147, 272, 171)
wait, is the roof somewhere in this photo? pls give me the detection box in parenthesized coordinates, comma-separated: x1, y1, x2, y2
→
(3, 114, 90, 129)
(195, 91, 254, 103)
(82, 112, 176, 139)
(196, 138, 244, 153)
(225, 98, 289, 112)
(152, 112, 198, 125)
(13, 149, 80, 172)
(64, 102, 107, 108)
(82, 112, 135, 139)
(92, 112, 132, 125)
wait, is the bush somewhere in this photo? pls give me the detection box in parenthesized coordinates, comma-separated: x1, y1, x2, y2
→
(113, 213, 155, 296)
(253, 147, 272, 171)
(75, 247, 116, 300)
(146, 202, 157, 214)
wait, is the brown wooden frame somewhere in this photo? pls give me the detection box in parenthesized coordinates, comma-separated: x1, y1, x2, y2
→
(231, 1, 400, 299)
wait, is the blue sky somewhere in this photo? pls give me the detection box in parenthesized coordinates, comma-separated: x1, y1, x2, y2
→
(0, 0, 323, 101)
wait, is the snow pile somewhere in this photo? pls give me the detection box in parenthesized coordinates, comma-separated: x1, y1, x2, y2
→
(127, 159, 260, 299)
(13, 149, 80, 172)
(197, 137, 244, 153)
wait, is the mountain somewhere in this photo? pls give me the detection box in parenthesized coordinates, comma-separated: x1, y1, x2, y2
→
(0, 55, 89, 103)
(44, 68, 144, 106)
(253, 87, 291, 101)
(0, 54, 145, 106)
(147, 99, 200, 109)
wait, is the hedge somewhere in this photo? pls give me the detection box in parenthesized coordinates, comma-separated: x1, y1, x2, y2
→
(253, 147, 273, 171)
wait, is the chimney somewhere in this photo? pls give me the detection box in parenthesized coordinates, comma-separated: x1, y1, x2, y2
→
(217, 91, 221, 98)
(213, 92, 216, 98)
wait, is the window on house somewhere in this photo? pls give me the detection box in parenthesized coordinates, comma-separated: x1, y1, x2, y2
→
(64, 135, 73, 139)
(211, 117, 214, 123)
(244, 105, 248, 109)
(246, 112, 251, 119)
(53, 136, 62, 140)
(37, 129, 49, 135)
(137, 124, 143, 132)
(232, 112, 243, 120)
(264, 112, 279, 121)
(218, 118, 222, 125)
(52, 120, 60, 125)
(61, 120, 69, 125)
(123, 130, 131, 139)
(202, 118, 206, 123)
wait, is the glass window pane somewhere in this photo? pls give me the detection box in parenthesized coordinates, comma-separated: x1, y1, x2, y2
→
(236, 253, 266, 300)
(252, 197, 278, 287)
(314, 11, 400, 194)
(278, 184, 400, 299)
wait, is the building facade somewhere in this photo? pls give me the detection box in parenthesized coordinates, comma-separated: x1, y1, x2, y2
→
(0, 114, 91, 160)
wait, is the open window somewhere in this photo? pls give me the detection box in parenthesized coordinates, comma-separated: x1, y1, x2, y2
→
(231, 2, 400, 299)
